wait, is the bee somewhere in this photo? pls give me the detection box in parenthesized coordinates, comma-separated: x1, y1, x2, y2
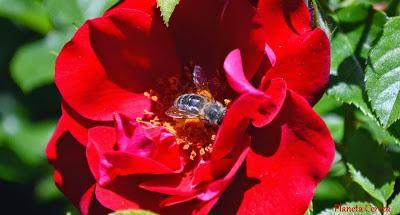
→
(165, 65, 226, 126)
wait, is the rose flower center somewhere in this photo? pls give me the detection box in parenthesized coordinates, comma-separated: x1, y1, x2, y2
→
(136, 63, 229, 161)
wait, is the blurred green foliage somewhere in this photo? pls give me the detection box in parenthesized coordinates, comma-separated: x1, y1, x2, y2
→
(0, 0, 400, 214)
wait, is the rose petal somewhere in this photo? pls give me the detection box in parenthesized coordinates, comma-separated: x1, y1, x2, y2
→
(46, 129, 95, 210)
(257, 0, 330, 104)
(220, 0, 267, 79)
(87, 125, 181, 186)
(198, 146, 250, 201)
(60, 101, 113, 145)
(212, 78, 286, 160)
(224, 49, 258, 94)
(79, 184, 112, 215)
(191, 159, 234, 185)
(169, 0, 222, 73)
(115, 113, 155, 156)
(95, 175, 200, 214)
(56, 8, 181, 121)
(100, 151, 179, 186)
(86, 126, 117, 182)
(263, 29, 330, 105)
(114, 114, 182, 171)
(139, 172, 197, 196)
(193, 198, 219, 215)
(213, 90, 335, 214)
(258, 0, 312, 46)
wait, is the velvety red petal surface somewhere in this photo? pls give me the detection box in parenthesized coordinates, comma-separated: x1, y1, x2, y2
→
(214, 90, 334, 214)
(95, 175, 203, 215)
(168, 0, 222, 73)
(56, 8, 181, 121)
(258, 0, 330, 104)
(46, 117, 95, 211)
(79, 184, 112, 215)
(219, 0, 267, 79)
(213, 49, 287, 160)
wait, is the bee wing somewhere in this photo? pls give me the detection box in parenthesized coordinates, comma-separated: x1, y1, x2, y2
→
(193, 65, 226, 96)
(193, 65, 209, 90)
(165, 106, 201, 119)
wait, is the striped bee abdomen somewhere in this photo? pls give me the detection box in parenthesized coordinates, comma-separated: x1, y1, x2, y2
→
(175, 94, 206, 114)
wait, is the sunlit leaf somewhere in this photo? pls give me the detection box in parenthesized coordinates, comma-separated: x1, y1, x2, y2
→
(328, 6, 387, 121)
(346, 129, 395, 203)
(388, 192, 400, 215)
(347, 163, 386, 205)
(365, 16, 400, 128)
(305, 201, 313, 215)
(157, 0, 180, 26)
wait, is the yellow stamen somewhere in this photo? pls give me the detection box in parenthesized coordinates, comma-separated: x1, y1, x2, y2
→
(211, 135, 216, 141)
(151, 96, 158, 102)
(190, 150, 197, 160)
(224, 99, 231, 106)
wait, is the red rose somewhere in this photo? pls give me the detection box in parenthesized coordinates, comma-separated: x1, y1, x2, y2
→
(46, 0, 334, 214)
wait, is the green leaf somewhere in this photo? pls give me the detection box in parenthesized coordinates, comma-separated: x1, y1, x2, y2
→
(365, 17, 400, 128)
(313, 94, 342, 115)
(0, 0, 52, 34)
(10, 29, 74, 92)
(318, 201, 382, 215)
(328, 7, 387, 120)
(6, 119, 55, 166)
(109, 209, 157, 215)
(45, 0, 120, 28)
(388, 192, 400, 215)
(322, 114, 344, 143)
(355, 111, 400, 145)
(305, 201, 313, 215)
(346, 129, 395, 204)
(328, 83, 374, 119)
(157, 0, 180, 26)
(315, 177, 347, 200)
(347, 163, 386, 205)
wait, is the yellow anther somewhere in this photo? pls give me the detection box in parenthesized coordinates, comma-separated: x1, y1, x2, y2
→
(144, 91, 150, 98)
(224, 99, 231, 106)
(151, 96, 158, 102)
(211, 135, 216, 141)
(199, 148, 206, 155)
(135, 117, 143, 122)
(190, 150, 197, 160)
(143, 109, 154, 115)
(183, 144, 190, 150)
